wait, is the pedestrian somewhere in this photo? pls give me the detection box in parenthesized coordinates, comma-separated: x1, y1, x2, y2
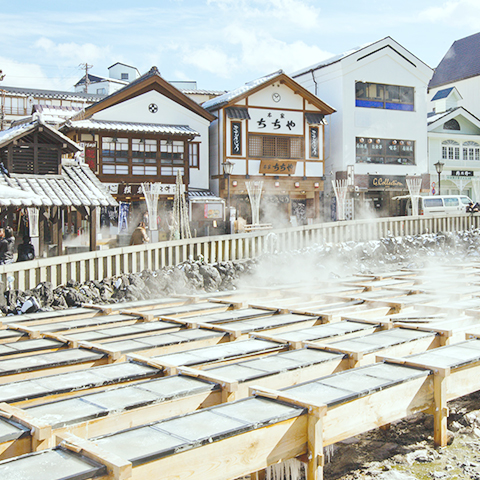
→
(0, 227, 15, 264)
(17, 235, 35, 262)
(130, 222, 150, 245)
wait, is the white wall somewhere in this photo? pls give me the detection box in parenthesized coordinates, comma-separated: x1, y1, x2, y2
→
(294, 39, 432, 187)
(92, 90, 211, 189)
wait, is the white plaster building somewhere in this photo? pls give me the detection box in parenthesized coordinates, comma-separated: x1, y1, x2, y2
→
(428, 87, 480, 200)
(292, 37, 433, 218)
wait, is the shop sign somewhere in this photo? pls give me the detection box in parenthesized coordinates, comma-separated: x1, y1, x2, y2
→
(259, 160, 297, 175)
(249, 108, 303, 135)
(104, 183, 184, 196)
(79, 142, 97, 170)
(368, 174, 406, 189)
(450, 170, 473, 177)
(204, 203, 224, 219)
(231, 122, 242, 155)
(310, 126, 319, 158)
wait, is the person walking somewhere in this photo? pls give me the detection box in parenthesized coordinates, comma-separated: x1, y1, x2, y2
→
(17, 235, 35, 262)
(130, 222, 150, 245)
(0, 227, 15, 264)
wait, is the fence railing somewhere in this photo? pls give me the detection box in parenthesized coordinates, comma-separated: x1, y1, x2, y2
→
(3, 214, 480, 291)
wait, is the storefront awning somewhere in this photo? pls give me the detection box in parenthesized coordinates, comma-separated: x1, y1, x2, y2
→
(305, 113, 325, 124)
(225, 107, 251, 120)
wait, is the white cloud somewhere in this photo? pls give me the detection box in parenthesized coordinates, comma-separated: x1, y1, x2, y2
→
(182, 46, 236, 77)
(419, 0, 480, 27)
(207, 0, 320, 29)
(0, 57, 76, 90)
(34, 38, 109, 64)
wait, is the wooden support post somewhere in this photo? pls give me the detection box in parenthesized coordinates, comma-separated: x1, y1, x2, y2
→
(89, 206, 97, 252)
(307, 405, 325, 480)
(433, 369, 449, 447)
(59, 432, 132, 480)
(0, 402, 53, 452)
(249, 385, 327, 480)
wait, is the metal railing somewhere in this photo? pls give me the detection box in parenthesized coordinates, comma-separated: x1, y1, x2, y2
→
(2, 213, 480, 291)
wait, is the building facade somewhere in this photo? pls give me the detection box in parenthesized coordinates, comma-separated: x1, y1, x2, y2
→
(0, 86, 103, 130)
(61, 66, 215, 237)
(428, 88, 480, 200)
(202, 71, 335, 228)
(292, 37, 433, 219)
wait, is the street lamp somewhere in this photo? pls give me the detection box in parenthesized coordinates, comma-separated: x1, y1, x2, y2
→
(434, 161, 444, 195)
(222, 160, 235, 232)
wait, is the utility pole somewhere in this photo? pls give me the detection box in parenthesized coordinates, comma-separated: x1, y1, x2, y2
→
(79, 63, 93, 93)
(0, 69, 5, 131)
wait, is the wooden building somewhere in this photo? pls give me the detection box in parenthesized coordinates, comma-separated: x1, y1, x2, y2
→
(0, 117, 117, 256)
(61, 66, 216, 236)
(202, 70, 335, 228)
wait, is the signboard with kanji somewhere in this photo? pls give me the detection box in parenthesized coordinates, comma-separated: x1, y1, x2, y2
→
(249, 108, 303, 135)
(259, 160, 297, 175)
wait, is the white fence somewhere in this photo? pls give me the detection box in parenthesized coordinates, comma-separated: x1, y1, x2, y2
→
(3, 214, 480, 291)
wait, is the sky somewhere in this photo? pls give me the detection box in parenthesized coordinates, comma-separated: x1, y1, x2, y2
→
(1, 0, 480, 94)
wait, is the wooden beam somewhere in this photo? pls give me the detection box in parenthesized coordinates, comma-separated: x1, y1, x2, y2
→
(0, 402, 53, 452)
(59, 432, 132, 480)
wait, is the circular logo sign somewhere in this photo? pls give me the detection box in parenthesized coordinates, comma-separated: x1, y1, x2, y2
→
(149, 103, 158, 113)
(272, 92, 281, 103)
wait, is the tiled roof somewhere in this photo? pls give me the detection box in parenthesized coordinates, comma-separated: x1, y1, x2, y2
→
(0, 163, 117, 207)
(63, 119, 199, 136)
(225, 107, 250, 119)
(181, 89, 227, 96)
(0, 85, 104, 101)
(202, 70, 283, 111)
(429, 32, 480, 89)
(0, 118, 79, 151)
(431, 87, 454, 101)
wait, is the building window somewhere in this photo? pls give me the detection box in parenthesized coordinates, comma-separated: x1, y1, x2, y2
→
(248, 135, 303, 159)
(189, 143, 199, 168)
(356, 137, 415, 164)
(442, 140, 460, 160)
(101, 137, 129, 175)
(121, 73, 129, 80)
(96, 88, 106, 95)
(160, 140, 185, 176)
(444, 119, 460, 130)
(132, 138, 157, 175)
(355, 82, 414, 111)
(463, 141, 480, 161)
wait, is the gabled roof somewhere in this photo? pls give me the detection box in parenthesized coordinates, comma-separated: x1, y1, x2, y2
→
(427, 106, 480, 130)
(202, 71, 335, 114)
(429, 32, 480, 89)
(0, 162, 117, 207)
(108, 62, 141, 75)
(0, 117, 80, 153)
(75, 74, 128, 87)
(83, 66, 215, 122)
(291, 36, 431, 78)
(431, 87, 455, 101)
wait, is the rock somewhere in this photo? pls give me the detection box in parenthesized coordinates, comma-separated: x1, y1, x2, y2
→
(20, 296, 40, 314)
